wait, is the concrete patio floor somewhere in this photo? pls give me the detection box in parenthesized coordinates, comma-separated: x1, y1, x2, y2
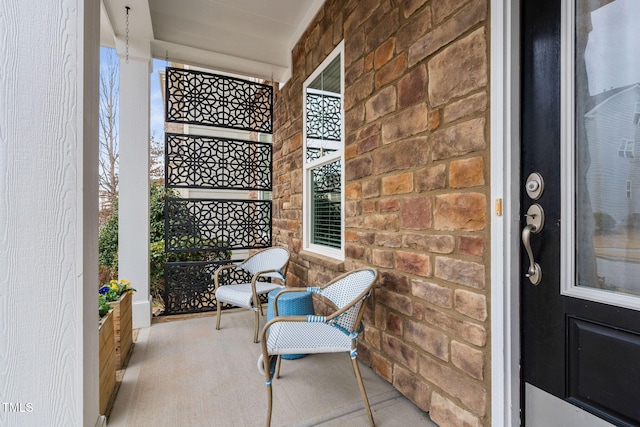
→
(108, 309, 437, 426)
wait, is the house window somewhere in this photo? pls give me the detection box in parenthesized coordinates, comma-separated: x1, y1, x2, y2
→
(627, 180, 632, 199)
(303, 42, 344, 259)
(618, 139, 635, 158)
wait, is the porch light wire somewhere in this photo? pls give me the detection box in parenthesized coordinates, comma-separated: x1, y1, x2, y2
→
(125, 6, 131, 64)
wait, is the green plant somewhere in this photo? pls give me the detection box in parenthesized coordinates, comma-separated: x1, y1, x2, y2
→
(99, 279, 135, 302)
(594, 211, 616, 231)
(149, 239, 232, 303)
(99, 279, 135, 319)
(99, 182, 233, 310)
(98, 198, 119, 270)
(150, 182, 178, 243)
(99, 295, 113, 318)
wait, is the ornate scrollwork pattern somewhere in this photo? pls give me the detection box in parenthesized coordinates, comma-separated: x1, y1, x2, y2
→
(164, 260, 270, 314)
(165, 133, 272, 190)
(165, 198, 272, 252)
(306, 92, 341, 141)
(165, 67, 273, 133)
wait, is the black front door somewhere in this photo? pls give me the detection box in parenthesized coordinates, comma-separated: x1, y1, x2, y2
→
(521, 0, 640, 425)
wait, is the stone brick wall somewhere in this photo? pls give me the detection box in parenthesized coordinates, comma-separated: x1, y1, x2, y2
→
(272, 1, 490, 425)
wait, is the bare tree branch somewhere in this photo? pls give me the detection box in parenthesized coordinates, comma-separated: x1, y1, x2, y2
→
(149, 130, 165, 184)
(99, 51, 119, 216)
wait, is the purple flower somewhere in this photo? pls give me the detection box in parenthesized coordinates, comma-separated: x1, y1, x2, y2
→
(98, 286, 110, 295)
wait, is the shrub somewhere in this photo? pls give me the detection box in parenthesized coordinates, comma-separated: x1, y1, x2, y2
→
(99, 182, 232, 308)
(594, 212, 616, 231)
(98, 198, 119, 270)
(150, 182, 178, 243)
(150, 239, 231, 303)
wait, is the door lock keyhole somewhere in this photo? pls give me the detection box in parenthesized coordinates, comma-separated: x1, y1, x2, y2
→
(525, 172, 544, 200)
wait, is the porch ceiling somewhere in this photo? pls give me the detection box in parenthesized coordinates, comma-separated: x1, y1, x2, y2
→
(100, 0, 324, 83)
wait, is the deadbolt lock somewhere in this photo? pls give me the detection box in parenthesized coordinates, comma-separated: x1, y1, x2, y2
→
(525, 172, 544, 200)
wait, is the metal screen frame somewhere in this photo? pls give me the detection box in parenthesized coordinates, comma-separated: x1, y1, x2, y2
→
(164, 197, 272, 253)
(165, 67, 273, 133)
(165, 132, 272, 191)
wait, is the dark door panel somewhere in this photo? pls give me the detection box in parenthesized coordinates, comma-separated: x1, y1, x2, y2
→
(521, 0, 640, 425)
(568, 317, 640, 424)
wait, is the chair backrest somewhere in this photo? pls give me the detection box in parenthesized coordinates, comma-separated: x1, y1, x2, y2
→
(238, 247, 290, 281)
(319, 269, 377, 333)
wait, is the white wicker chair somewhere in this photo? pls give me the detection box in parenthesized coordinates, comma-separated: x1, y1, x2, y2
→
(214, 247, 290, 343)
(258, 268, 378, 427)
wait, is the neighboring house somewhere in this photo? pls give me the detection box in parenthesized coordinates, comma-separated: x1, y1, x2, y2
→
(584, 84, 640, 224)
(5, 1, 640, 427)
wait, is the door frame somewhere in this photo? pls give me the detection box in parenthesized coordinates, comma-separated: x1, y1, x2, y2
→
(490, 0, 521, 425)
(491, 2, 638, 425)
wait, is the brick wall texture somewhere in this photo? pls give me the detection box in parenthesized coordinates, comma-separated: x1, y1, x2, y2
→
(272, 1, 490, 425)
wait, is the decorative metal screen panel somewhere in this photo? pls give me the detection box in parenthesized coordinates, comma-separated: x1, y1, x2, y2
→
(165, 67, 273, 133)
(164, 260, 271, 315)
(306, 92, 341, 141)
(164, 259, 234, 314)
(165, 197, 272, 252)
(165, 132, 272, 190)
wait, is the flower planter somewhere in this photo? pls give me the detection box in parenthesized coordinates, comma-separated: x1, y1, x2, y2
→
(108, 291, 133, 370)
(99, 311, 116, 415)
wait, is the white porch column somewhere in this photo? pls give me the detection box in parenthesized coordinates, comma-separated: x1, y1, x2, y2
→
(118, 42, 152, 329)
(0, 0, 100, 426)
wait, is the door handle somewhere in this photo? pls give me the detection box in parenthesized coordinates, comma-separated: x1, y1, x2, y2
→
(522, 224, 542, 285)
(521, 204, 544, 285)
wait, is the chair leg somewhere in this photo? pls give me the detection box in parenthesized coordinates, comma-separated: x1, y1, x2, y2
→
(253, 310, 260, 343)
(351, 357, 375, 426)
(275, 355, 282, 379)
(265, 380, 273, 427)
(262, 354, 276, 427)
(216, 300, 222, 330)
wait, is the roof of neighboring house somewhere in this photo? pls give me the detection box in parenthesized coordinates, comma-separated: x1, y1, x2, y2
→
(585, 83, 640, 118)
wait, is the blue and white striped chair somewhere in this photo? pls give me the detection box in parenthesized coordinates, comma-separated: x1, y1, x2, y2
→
(258, 268, 378, 427)
(214, 247, 290, 343)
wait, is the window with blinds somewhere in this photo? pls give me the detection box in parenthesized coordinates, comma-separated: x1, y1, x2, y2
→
(303, 42, 344, 259)
(311, 161, 341, 248)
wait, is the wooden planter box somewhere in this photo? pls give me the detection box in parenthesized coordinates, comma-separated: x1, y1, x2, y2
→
(108, 291, 133, 370)
(99, 311, 116, 415)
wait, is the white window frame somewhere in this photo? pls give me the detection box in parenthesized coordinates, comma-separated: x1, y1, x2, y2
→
(560, 0, 640, 312)
(302, 41, 345, 260)
(618, 139, 635, 159)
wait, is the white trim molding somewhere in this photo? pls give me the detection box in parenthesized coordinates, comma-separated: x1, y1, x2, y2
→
(490, 0, 521, 425)
(302, 41, 346, 261)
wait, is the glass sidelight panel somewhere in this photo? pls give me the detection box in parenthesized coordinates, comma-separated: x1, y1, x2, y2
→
(574, 0, 640, 299)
